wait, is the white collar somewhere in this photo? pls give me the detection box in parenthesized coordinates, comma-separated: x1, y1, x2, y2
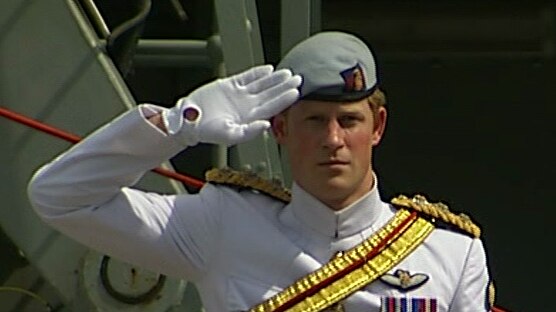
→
(282, 175, 385, 239)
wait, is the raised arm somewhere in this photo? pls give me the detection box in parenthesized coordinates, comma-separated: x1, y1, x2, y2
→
(27, 65, 301, 280)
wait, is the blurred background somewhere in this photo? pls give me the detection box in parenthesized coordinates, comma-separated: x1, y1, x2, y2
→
(1, 0, 554, 311)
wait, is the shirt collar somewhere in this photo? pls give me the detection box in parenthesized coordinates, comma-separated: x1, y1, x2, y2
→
(285, 175, 385, 238)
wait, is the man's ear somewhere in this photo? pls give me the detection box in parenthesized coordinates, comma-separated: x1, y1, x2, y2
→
(372, 106, 387, 146)
(271, 114, 287, 144)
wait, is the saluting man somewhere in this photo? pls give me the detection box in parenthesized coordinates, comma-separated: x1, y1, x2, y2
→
(28, 31, 495, 311)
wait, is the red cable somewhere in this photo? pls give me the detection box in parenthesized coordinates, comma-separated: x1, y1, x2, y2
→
(0, 107, 81, 143)
(0, 106, 205, 189)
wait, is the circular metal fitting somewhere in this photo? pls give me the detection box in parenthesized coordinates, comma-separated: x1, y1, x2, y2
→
(82, 251, 186, 311)
(99, 255, 166, 305)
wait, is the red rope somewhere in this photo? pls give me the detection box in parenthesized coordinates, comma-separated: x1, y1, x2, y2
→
(0, 106, 205, 189)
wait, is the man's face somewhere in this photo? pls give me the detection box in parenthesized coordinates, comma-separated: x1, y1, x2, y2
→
(273, 98, 387, 210)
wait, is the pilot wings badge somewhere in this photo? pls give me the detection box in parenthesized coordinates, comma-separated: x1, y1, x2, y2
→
(380, 269, 429, 291)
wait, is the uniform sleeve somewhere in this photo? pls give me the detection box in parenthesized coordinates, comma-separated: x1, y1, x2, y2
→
(27, 104, 219, 281)
(449, 238, 491, 312)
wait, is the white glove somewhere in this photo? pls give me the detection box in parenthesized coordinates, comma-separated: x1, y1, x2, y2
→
(163, 65, 301, 146)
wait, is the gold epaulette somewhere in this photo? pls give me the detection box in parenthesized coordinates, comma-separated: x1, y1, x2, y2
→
(205, 167, 291, 203)
(391, 194, 481, 238)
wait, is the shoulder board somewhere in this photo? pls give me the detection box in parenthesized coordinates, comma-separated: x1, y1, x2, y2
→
(391, 194, 481, 238)
(205, 167, 291, 203)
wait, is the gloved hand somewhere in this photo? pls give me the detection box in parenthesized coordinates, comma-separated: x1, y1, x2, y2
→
(163, 65, 301, 146)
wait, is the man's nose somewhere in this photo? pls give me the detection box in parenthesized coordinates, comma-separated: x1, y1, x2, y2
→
(322, 119, 344, 150)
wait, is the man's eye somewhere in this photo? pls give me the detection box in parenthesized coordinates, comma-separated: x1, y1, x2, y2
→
(339, 116, 358, 126)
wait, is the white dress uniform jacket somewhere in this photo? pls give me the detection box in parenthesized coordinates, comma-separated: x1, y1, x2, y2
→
(28, 105, 491, 312)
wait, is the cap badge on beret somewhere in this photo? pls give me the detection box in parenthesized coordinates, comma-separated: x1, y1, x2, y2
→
(276, 31, 379, 102)
(341, 64, 366, 92)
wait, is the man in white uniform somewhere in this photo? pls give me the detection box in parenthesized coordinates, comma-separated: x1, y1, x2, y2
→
(28, 31, 495, 311)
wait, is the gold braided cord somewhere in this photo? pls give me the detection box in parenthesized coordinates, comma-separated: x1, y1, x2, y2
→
(205, 168, 291, 203)
(391, 194, 481, 238)
(204, 170, 450, 310)
(204, 169, 479, 238)
(249, 209, 435, 312)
